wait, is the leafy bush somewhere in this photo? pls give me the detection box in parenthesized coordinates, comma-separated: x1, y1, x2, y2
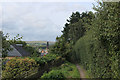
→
(2, 58, 38, 79)
(31, 54, 59, 65)
(41, 70, 65, 79)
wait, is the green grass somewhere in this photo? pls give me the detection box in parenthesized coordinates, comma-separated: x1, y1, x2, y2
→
(51, 61, 80, 78)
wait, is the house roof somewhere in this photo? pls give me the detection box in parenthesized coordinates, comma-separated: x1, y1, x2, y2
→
(7, 45, 22, 57)
(7, 44, 31, 57)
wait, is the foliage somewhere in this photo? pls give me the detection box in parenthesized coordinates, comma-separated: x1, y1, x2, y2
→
(31, 54, 61, 65)
(41, 61, 80, 79)
(50, 36, 71, 57)
(51, 1, 119, 79)
(62, 11, 95, 44)
(0, 32, 40, 57)
(74, 2, 120, 78)
(41, 70, 65, 79)
(2, 54, 65, 79)
(2, 58, 38, 79)
(57, 62, 80, 78)
(8, 34, 23, 44)
(23, 45, 40, 57)
(0, 32, 28, 57)
(0, 31, 12, 57)
(50, 11, 95, 62)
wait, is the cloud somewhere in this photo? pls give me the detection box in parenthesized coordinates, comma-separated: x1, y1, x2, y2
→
(0, 0, 95, 2)
(0, 5, 2, 31)
(2, 2, 94, 41)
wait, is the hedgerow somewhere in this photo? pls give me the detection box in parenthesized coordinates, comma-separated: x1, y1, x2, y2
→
(2, 54, 65, 79)
(2, 58, 38, 79)
(74, 2, 120, 78)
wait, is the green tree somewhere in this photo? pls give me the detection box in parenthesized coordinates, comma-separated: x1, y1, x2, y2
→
(0, 31, 11, 57)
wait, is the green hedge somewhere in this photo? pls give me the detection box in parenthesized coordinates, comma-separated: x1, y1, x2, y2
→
(2, 58, 38, 79)
(70, 2, 120, 79)
(74, 29, 105, 78)
(74, 27, 119, 78)
(2, 54, 65, 79)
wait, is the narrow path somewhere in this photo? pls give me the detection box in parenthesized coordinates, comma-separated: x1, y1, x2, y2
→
(76, 64, 87, 80)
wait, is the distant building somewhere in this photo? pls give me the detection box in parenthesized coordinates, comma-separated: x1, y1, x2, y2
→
(39, 41, 49, 56)
(7, 44, 30, 57)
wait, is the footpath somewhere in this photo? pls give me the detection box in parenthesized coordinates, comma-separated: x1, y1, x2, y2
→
(76, 64, 88, 80)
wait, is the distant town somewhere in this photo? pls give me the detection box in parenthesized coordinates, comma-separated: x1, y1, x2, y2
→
(6, 41, 55, 57)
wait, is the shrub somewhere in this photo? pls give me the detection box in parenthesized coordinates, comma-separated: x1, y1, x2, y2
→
(31, 54, 59, 65)
(41, 70, 66, 79)
(2, 58, 38, 79)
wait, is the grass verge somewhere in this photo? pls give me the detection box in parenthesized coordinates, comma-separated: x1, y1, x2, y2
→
(41, 61, 80, 78)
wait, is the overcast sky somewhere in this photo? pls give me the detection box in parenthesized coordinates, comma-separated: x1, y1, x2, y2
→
(0, 1, 97, 41)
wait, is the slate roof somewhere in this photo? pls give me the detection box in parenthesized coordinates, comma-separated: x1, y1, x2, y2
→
(7, 44, 31, 57)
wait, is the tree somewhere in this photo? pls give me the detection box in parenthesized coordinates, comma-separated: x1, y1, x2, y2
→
(51, 11, 95, 61)
(0, 31, 24, 57)
(0, 31, 11, 57)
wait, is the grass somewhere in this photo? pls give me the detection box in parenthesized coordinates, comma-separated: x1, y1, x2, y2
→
(51, 61, 80, 78)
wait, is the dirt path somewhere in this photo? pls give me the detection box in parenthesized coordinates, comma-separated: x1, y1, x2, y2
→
(76, 64, 87, 80)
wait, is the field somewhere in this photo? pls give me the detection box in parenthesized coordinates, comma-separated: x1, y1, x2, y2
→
(25, 41, 55, 44)
(25, 41, 55, 47)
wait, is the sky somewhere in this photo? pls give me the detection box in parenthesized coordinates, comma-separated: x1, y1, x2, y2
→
(0, 0, 97, 41)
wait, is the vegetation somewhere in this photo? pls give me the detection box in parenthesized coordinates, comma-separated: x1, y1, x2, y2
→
(2, 58, 38, 79)
(41, 70, 65, 79)
(0, 32, 41, 57)
(23, 44, 40, 57)
(74, 2, 120, 78)
(1, 1, 119, 79)
(51, 1, 120, 79)
(26, 41, 55, 50)
(0, 31, 12, 57)
(50, 11, 95, 62)
(54, 62, 80, 78)
(2, 54, 65, 79)
(30, 54, 60, 65)
(41, 61, 80, 79)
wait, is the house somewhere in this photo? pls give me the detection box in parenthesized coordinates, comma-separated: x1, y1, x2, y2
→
(7, 44, 31, 57)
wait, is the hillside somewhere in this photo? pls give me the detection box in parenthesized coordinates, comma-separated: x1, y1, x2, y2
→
(25, 41, 55, 48)
(25, 41, 55, 44)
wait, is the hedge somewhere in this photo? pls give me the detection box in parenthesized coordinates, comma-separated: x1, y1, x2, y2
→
(2, 58, 38, 79)
(69, 2, 120, 79)
(2, 54, 65, 79)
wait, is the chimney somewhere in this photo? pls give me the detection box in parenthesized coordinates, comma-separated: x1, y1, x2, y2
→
(47, 41, 49, 49)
